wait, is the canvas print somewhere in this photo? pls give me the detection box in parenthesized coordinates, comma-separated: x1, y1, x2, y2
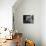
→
(23, 15, 34, 23)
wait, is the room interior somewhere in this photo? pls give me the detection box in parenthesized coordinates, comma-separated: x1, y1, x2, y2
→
(0, 0, 46, 46)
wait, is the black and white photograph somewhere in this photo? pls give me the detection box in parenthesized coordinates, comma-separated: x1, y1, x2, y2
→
(23, 15, 34, 23)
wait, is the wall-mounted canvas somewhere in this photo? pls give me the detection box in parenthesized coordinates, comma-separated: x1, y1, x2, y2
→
(23, 15, 34, 24)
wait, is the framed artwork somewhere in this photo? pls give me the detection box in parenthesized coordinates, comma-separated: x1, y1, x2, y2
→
(23, 15, 34, 24)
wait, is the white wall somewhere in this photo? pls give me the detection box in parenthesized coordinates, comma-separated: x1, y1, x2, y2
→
(41, 0, 46, 46)
(0, 0, 16, 29)
(13, 0, 41, 46)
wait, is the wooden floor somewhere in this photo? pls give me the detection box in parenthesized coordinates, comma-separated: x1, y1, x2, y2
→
(0, 39, 16, 46)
